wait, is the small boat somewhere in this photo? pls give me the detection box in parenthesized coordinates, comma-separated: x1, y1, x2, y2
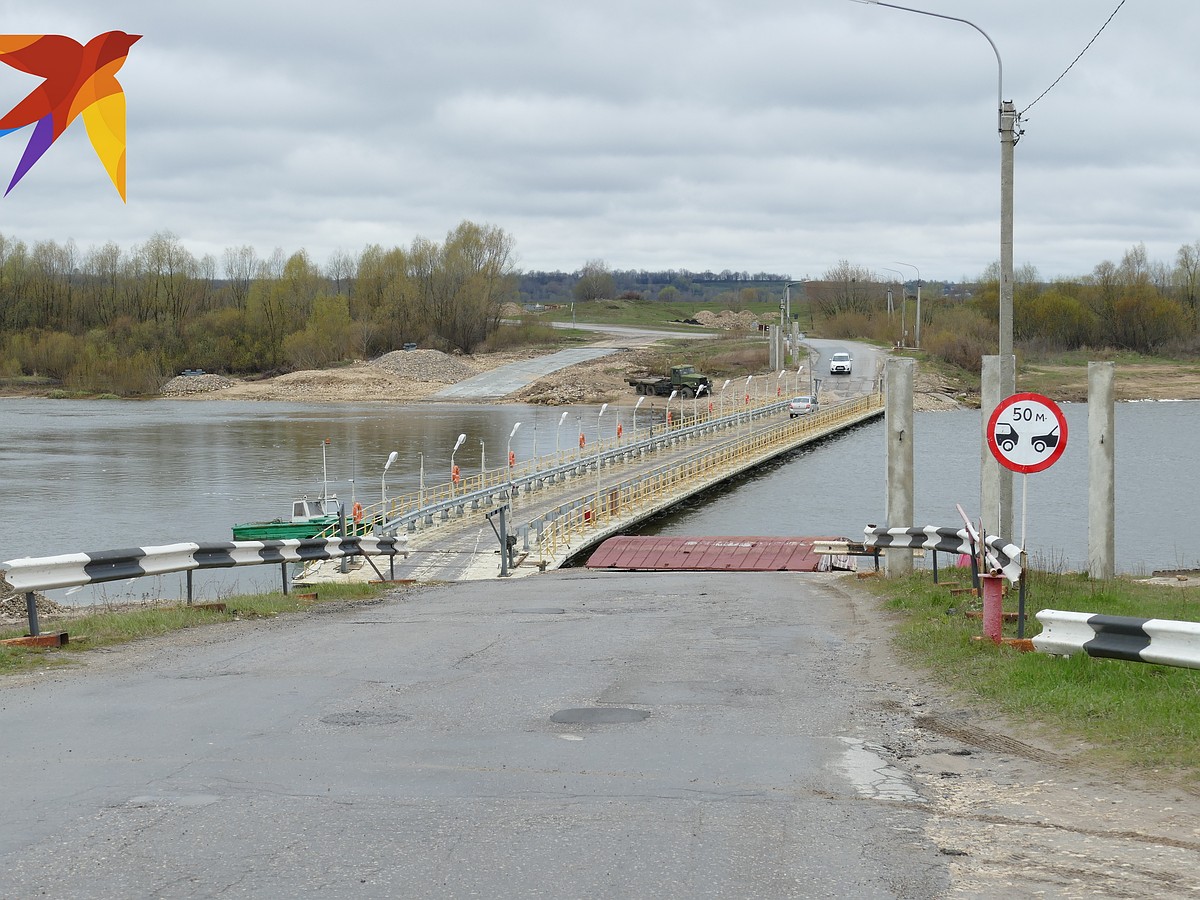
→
(231, 495, 346, 541)
(231, 439, 369, 541)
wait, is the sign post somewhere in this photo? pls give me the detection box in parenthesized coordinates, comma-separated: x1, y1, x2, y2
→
(985, 392, 1069, 639)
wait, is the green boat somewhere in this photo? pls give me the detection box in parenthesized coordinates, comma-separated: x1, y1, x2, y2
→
(231, 439, 372, 541)
(231, 496, 344, 541)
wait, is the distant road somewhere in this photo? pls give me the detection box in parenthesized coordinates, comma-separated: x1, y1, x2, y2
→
(433, 323, 716, 401)
(801, 337, 886, 403)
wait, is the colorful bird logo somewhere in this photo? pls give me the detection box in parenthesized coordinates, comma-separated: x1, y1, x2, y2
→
(0, 31, 140, 201)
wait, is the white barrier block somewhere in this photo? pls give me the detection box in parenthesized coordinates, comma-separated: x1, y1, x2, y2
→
(1032, 609, 1097, 657)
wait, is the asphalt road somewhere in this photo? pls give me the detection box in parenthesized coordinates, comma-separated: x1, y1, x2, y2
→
(0, 571, 947, 899)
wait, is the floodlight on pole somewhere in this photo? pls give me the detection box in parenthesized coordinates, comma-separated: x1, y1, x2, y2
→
(633, 395, 645, 436)
(450, 433, 466, 494)
(555, 410, 569, 460)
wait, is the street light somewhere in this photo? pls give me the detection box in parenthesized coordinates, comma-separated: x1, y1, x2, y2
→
(555, 410, 569, 461)
(776, 369, 786, 401)
(719, 378, 731, 417)
(633, 395, 645, 437)
(595, 403, 608, 515)
(880, 266, 907, 346)
(852, 0, 1013, 361)
(450, 433, 466, 494)
(854, 0, 1017, 541)
(667, 389, 678, 430)
(894, 261, 921, 349)
(506, 422, 521, 485)
(381, 450, 398, 512)
(693, 383, 707, 421)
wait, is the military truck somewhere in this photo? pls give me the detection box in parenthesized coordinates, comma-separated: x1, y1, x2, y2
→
(627, 365, 713, 398)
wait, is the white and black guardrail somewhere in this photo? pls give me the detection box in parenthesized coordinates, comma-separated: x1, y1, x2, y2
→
(1033, 610, 1200, 670)
(1, 536, 406, 637)
(863, 525, 1023, 582)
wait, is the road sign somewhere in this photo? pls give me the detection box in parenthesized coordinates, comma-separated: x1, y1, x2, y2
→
(986, 392, 1068, 473)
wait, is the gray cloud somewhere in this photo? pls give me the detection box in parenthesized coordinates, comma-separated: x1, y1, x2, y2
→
(0, 0, 1195, 281)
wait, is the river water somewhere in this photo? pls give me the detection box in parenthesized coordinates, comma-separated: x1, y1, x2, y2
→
(1, 398, 1196, 603)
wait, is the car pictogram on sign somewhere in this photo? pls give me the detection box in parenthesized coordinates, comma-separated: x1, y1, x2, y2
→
(1031, 427, 1060, 454)
(995, 422, 1019, 453)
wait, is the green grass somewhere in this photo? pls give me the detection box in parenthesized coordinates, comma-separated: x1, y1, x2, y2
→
(0, 582, 392, 676)
(866, 568, 1200, 780)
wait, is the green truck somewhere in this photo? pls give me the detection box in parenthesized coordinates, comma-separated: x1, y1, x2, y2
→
(627, 364, 713, 398)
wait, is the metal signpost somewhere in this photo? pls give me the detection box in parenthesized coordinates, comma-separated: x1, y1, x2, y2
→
(986, 392, 1069, 638)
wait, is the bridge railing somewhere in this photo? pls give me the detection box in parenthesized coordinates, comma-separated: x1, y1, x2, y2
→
(528, 393, 883, 563)
(374, 397, 799, 536)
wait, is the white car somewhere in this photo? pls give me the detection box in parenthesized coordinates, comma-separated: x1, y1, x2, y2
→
(829, 352, 853, 375)
(788, 396, 817, 417)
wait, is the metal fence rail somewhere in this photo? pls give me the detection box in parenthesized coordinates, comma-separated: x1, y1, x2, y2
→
(1033, 609, 1200, 670)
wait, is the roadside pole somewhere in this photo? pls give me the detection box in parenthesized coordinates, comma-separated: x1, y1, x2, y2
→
(885, 358, 915, 576)
(1088, 362, 1115, 579)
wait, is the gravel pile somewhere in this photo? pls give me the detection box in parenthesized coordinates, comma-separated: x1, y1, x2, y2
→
(693, 310, 763, 330)
(160, 373, 237, 395)
(369, 349, 474, 383)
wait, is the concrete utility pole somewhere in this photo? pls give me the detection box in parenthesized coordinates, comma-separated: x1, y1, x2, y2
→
(885, 358, 915, 576)
(1088, 362, 1115, 580)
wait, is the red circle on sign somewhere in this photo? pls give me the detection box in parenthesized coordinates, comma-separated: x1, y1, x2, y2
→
(986, 392, 1068, 474)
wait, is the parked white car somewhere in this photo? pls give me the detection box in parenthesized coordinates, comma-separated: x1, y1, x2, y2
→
(829, 352, 853, 375)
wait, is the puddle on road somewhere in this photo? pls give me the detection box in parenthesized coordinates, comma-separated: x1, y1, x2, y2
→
(837, 737, 926, 804)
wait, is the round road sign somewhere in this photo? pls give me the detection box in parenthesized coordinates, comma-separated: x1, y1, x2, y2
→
(986, 392, 1068, 474)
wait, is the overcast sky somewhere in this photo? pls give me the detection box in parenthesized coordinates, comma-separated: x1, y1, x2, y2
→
(0, 0, 1194, 283)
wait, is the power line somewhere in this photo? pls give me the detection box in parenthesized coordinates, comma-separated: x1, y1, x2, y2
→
(1021, 0, 1128, 117)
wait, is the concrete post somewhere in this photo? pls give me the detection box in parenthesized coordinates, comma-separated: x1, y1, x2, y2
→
(885, 357, 915, 576)
(768, 325, 778, 371)
(980, 355, 1015, 542)
(1088, 361, 1115, 580)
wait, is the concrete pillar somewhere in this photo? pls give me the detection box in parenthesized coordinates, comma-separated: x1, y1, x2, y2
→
(980, 355, 1015, 542)
(885, 357, 915, 576)
(768, 325, 778, 371)
(1088, 361, 1115, 580)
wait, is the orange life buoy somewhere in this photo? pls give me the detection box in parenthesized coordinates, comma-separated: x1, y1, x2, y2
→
(744, 393, 750, 404)
(777, 385, 782, 396)
(352, 502, 364, 523)
(666, 410, 672, 424)
(508, 450, 516, 467)
(579, 433, 586, 449)
(451, 464, 461, 483)
(616, 423, 623, 438)
(708, 401, 714, 413)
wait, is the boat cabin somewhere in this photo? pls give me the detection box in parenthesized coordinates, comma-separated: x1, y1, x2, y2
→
(292, 496, 340, 522)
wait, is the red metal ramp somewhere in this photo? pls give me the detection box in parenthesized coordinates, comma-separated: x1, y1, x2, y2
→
(585, 536, 853, 572)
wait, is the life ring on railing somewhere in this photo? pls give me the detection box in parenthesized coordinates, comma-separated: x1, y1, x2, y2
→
(666, 410, 672, 424)
(451, 464, 461, 483)
(744, 393, 750, 404)
(508, 450, 516, 467)
(579, 433, 586, 449)
(352, 502, 364, 524)
(616, 423, 623, 438)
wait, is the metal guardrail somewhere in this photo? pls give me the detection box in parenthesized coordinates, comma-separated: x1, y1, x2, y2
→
(1033, 610, 1200, 670)
(862, 525, 1023, 582)
(527, 394, 884, 563)
(376, 398, 798, 535)
(1, 536, 407, 637)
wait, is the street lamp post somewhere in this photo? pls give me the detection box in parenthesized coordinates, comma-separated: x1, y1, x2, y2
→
(633, 395, 645, 437)
(506, 422, 521, 490)
(880, 266, 906, 345)
(776, 369, 786, 401)
(450, 433, 466, 495)
(419, 452, 425, 508)
(667, 389, 678, 431)
(719, 378, 731, 418)
(479, 439, 486, 475)
(855, 0, 1017, 542)
(555, 410, 569, 462)
(381, 450, 398, 513)
(595, 402, 608, 516)
(894, 261, 921, 349)
(693, 384, 707, 421)
(853, 0, 1012, 361)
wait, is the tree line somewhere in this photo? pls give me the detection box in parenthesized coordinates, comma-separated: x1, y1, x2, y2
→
(810, 243, 1200, 369)
(0, 221, 518, 395)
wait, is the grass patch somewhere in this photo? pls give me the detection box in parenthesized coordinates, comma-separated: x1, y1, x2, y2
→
(865, 568, 1200, 781)
(0, 582, 392, 676)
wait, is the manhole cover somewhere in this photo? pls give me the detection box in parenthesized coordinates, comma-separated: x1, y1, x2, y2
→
(550, 707, 650, 724)
(513, 608, 565, 615)
(320, 711, 410, 727)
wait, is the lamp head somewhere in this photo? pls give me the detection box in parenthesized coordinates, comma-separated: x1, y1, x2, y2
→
(384, 451, 398, 471)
